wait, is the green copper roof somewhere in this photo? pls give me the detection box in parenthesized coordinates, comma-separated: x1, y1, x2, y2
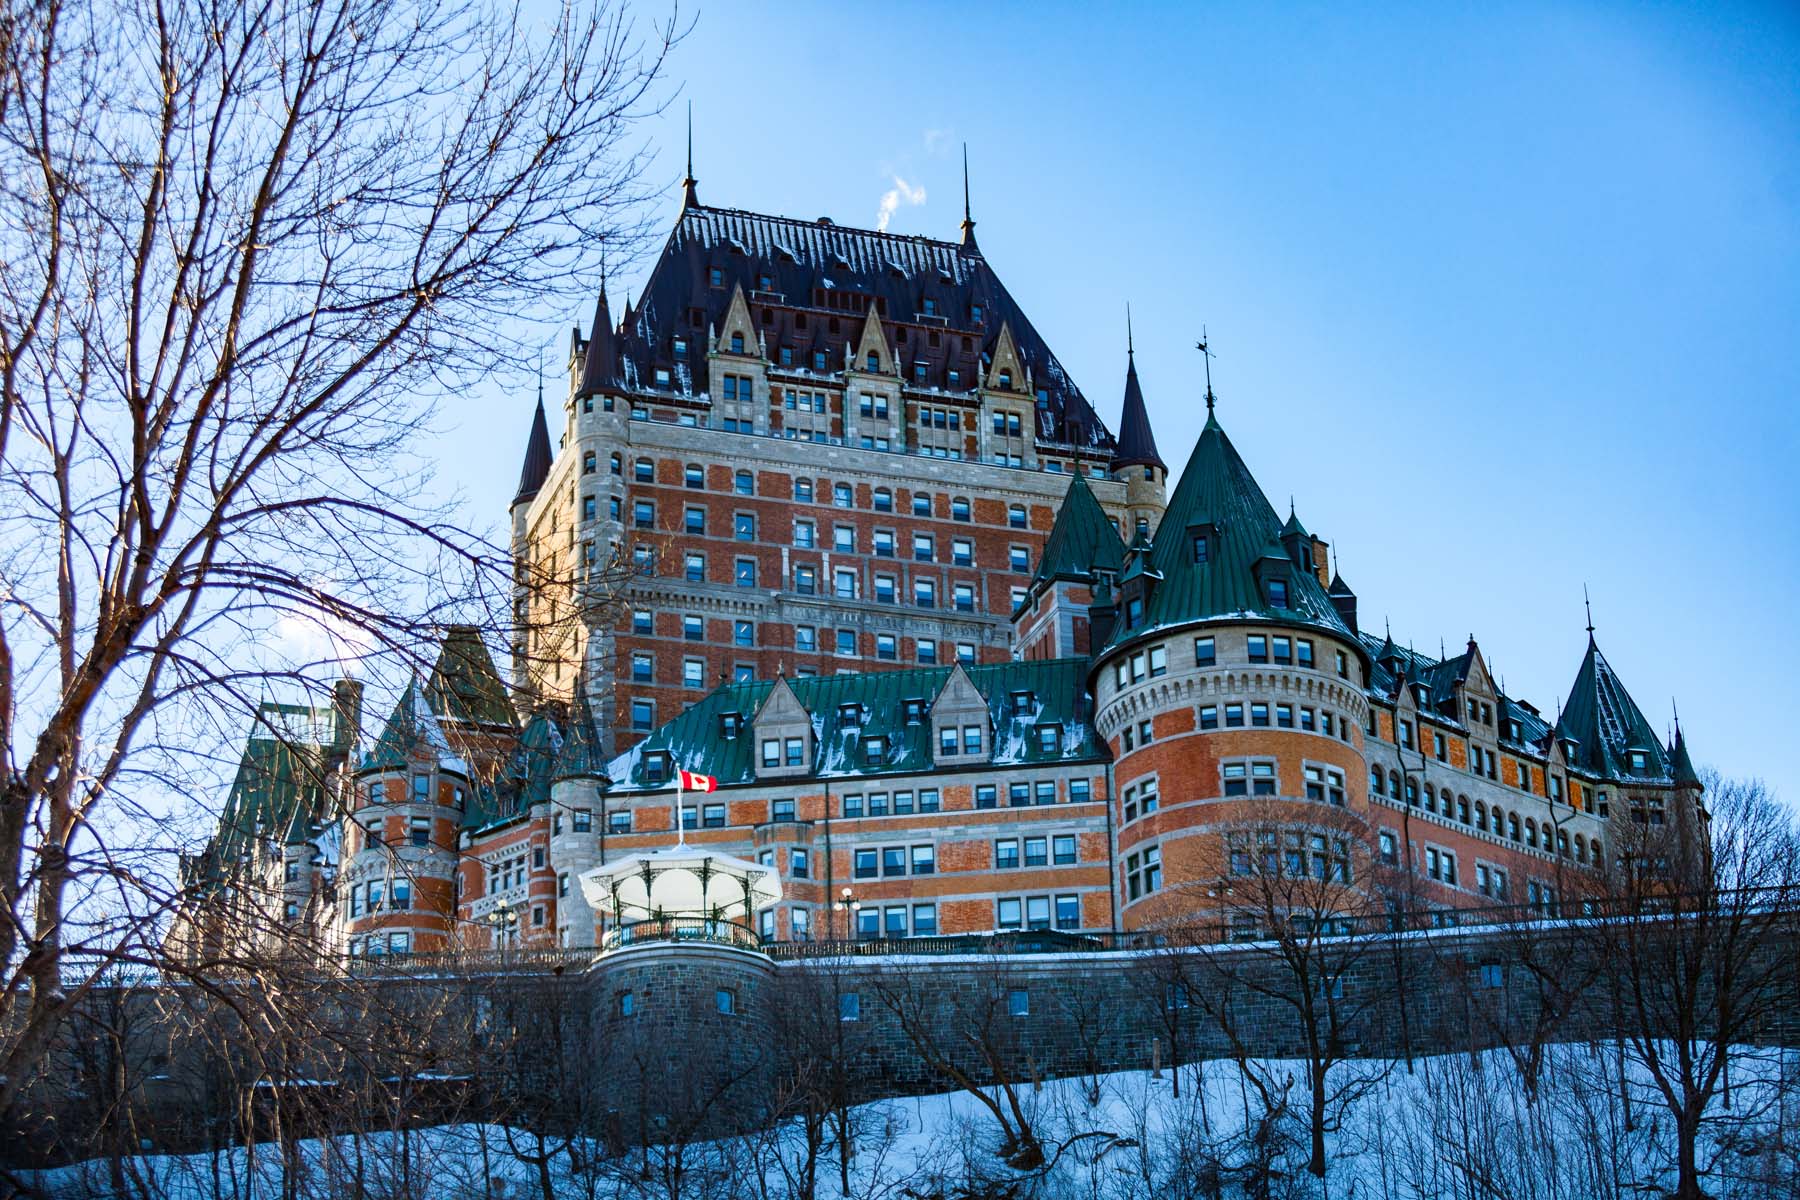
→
(607, 658, 1105, 792)
(1105, 413, 1350, 650)
(1280, 504, 1308, 539)
(1026, 473, 1125, 599)
(364, 678, 469, 774)
(1554, 635, 1671, 782)
(190, 700, 346, 889)
(426, 626, 516, 729)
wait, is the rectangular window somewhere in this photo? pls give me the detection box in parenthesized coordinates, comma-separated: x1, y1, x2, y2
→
(735, 558, 757, 588)
(995, 839, 1020, 869)
(1052, 834, 1077, 865)
(1054, 894, 1080, 930)
(1195, 635, 1216, 666)
(1247, 635, 1268, 663)
(1024, 836, 1048, 867)
(976, 784, 997, 809)
(854, 849, 877, 879)
(997, 898, 1023, 930)
(1009, 782, 1030, 808)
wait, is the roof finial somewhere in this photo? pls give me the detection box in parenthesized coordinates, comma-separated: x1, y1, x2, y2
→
(681, 101, 699, 208)
(1196, 326, 1216, 413)
(1126, 303, 1134, 358)
(959, 143, 978, 250)
(1583, 584, 1595, 636)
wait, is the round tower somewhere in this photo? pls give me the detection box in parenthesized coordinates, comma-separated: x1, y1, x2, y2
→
(1092, 409, 1374, 936)
(548, 686, 607, 947)
(342, 679, 468, 957)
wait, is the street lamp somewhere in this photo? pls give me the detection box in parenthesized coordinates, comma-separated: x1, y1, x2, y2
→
(834, 887, 861, 941)
(486, 900, 518, 962)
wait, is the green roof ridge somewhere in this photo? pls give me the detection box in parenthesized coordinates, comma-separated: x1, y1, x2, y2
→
(426, 626, 517, 729)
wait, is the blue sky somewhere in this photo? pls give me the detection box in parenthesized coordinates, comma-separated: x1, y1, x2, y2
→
(451, 2, 1800, 804)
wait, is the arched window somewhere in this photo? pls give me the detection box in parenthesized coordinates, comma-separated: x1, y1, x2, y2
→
(1423, 784, 1436, 813)
(1558, 830, 1570, 856)
(1574, 834, 1586, 863)
(1405, 779, 1418, 806)
(1370, 767, 1383, 797)
(1591, 838, 1603, 868)
(1525, 819, 1538, 848)
(1474, 801, 1486, 831)
(582, 451, 596, 475)
(609, 452, 621, 476)
(1388, 771, 1401, 801)
(1508, 814, 1521, 842)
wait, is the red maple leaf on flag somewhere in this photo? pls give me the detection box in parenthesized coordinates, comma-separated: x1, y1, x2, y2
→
(678, 768, 717, 793)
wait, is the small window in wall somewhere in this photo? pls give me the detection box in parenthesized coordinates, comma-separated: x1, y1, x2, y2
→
(715, 988, 736, 1015)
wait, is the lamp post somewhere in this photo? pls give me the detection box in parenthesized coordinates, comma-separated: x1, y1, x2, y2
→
(834, 887, 861, 942)
(486, 901, 518, 964)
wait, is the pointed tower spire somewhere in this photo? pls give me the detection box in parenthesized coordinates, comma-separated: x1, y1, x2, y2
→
(1112, 313, 1164, 471)
(1196, 327, 1217, 416)
(958, 143, 978, 252)
(681, 101, 699, 209)
(577, 286, 617, 397)
(514, 391, 552, 505)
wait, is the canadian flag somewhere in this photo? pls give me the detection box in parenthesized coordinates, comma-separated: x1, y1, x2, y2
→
(678, 768, 717, 793)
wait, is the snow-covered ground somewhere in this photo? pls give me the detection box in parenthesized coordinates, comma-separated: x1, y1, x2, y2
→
(25, 1045, 1800, 1199)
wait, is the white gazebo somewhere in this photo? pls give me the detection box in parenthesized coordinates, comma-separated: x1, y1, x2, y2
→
(578, 846, 782, 952)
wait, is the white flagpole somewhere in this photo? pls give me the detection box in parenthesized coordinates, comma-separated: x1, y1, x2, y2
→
(675, 771, 685, 847)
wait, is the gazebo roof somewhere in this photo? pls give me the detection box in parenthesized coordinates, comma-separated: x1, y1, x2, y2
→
(578, 845, 781, 920)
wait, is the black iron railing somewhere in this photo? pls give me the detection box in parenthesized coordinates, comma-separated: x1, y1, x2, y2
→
(602, 915, 762, 953)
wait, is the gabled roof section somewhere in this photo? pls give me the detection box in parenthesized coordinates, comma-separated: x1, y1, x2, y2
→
(363, 678, 470, 775)
(1554, 635, 1671, 781)
(1106, 412, 1350, 650)
(510, 710, 563, 812)
(425, 626, 516, 730)
(1112, 352, 1164, 471)
(614, 202, 1114, 452)
(576, 291, 618, 397)
(1027, 473, 1126, 597)
(606, 659, 1105, 791)
(514, 394, 552, 504)
(209, 701, 341, 864)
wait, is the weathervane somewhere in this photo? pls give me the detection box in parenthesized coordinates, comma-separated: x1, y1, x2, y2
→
(1583, 584, 1594, 636)
(1195, 327, 1216, 412)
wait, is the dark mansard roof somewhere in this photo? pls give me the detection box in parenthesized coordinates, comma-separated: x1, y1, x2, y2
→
(582, 202, 1117, 454)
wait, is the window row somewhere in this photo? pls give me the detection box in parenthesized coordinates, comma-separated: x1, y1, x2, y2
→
(993, 834, 1079, 868)
(1368, 770, 1603, 864)
(973, 778, 1092, 807)
(842, 789, 941, 817)
(853, 844, 937, 878)
(996, 893, 1083, 932)
(1198, 701, 1354, 743)
(1227, 830, 1352, 883)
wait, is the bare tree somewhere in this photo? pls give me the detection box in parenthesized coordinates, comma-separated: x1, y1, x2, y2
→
(1587, 774, 1800, 1200)
(1178, 807, 1391, 1182)
(0, 0, 678, 1113)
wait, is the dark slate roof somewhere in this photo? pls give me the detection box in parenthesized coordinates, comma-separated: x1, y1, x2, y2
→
(514, 395, 552, 504)
(1328, 572, 1355, 599)
(509, 711, 562, 813)
(426, 626, 517, 730)
(1025, 473, 1126, 599)
(1112, 352, 1164, 470)
(1104, 412, 1351, 650)
(606, 659, 1105, 792)
(1554, 636, 1671, 782)
(553, 687, 605, 781)
(609, 202, 1115, 453)
(210, 705, 335, 862)
(576, 291, 618, 397)
(1359, 632, 1473, 712)
(1669, 726, 1702, 789)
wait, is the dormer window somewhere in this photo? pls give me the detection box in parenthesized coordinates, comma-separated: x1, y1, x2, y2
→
(998, 370, 1013, 390)
(971, 303, 984, 322)
(709, 267, 724, 287)
(864, 736, 887, 762)
(902, 698, 926, 724)
(1035, 724, 1060, 753)
(720, 712, 741, 739)
(1010, 690, 1035, 717)
(645, 752, 669, 784)
(1629, 750, 1647, 771)
(838, 702, 863, 727)
(730, 332, 745, 354)
(922, 298, 938, 316)
(1267, 579, 1289, 608)
(812, 350, 827, 371)
(866, 351, 879, 371)
(1125, 596, 1144, 628)
(758, 273, 772, 290)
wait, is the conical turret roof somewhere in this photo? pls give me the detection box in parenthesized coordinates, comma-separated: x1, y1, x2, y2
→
(1112, 353, 1164, 471)
(364, 678, 469, 774)
(1105, 412, 1349, 649)
(1670, 723, 1702, 789)
(553, 685, 606, 781)
(514, 395, 552, 504)
(1554, 635, 1669, 780)
(577, 291, 617, 397)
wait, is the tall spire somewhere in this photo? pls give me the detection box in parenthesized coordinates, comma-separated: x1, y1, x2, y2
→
(1113, 312, 1164, 471)
(514, 391, 552, 505)
(1583, 584, 1595, 639)
(958, 143, 978, 252)
(681, 101, 699, 209)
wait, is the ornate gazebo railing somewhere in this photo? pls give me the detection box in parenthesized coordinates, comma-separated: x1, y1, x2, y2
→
(601, 915, 762, 953)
